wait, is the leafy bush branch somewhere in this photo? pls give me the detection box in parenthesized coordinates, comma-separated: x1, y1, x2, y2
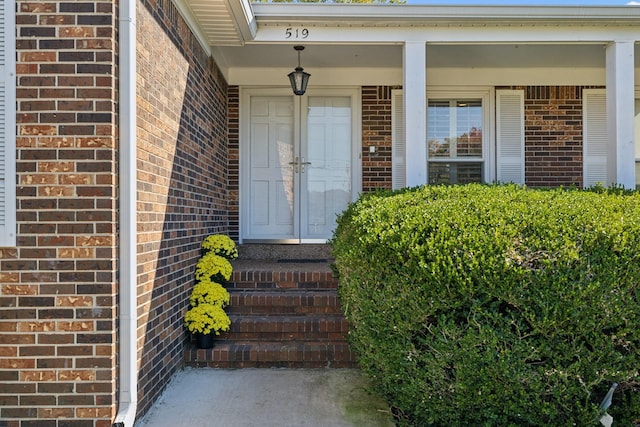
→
(331, 184, 640, 426)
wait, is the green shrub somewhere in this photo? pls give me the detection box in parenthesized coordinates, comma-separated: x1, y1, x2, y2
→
(331, 184, 640, 426)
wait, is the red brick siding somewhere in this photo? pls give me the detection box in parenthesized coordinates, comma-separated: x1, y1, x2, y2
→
(228, 86, 239, 242)
(4, 1, 119, 426)
(362, 86, 394, 192)
(519, 86, 596, 187)
(360, 85, 597, 189)
(136, 0, 230, 419)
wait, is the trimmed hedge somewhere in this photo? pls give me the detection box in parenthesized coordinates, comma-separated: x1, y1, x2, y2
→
(331, 184, 640, 426)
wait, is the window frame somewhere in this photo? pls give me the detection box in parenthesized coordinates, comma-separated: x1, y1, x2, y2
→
(426, 87, 494, 184)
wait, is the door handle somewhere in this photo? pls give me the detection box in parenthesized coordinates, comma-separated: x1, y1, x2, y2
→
(288, 157, 299, 173)
(300, 157, 311, 173)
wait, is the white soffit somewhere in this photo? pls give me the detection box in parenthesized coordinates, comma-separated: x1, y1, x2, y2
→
(176, 0, 256, 46)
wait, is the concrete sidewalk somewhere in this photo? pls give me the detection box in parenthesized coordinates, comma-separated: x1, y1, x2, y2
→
(135, 368, 395, 427)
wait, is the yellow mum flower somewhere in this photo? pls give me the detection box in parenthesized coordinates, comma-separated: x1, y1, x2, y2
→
(202, 234, 238, 260)
(184, 303, 231, 335)
(189, 280, 230, 308)
(195, 253, 232, 282)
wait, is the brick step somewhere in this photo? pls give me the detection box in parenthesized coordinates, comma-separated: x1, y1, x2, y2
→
(223, 315, 349, 342)
(186, 254, 356, 369)
(237, 244, 332, 261)
(227, 290, 343, 316)
(184, 341, 356, 369)
(229, 261, 338, 290)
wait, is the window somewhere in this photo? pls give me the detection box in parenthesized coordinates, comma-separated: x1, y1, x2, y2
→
(392, 88, 524, 189)
(426, 89, 497, 185)
(427, 99, 484, 184)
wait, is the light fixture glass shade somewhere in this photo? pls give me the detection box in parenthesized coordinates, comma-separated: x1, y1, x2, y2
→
(288, 66, 310, 96)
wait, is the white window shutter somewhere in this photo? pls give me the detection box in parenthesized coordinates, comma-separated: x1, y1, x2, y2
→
(0, 0, 16, 247)
(391, 89, 406, 189)
(583, 89, 607, 188)
(496, 90, 525, 185)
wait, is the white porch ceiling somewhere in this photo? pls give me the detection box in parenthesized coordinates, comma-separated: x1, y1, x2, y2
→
(215, 43, 612, 70)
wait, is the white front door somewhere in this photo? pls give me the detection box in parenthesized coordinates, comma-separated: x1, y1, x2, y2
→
(241, 89, 359, 243)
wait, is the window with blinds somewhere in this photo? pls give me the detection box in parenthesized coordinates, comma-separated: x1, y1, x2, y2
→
(391, 88, 523, 189)
(427, 99, 484, 185)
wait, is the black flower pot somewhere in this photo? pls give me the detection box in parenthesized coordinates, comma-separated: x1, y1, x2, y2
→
(195, 333, 214, 349)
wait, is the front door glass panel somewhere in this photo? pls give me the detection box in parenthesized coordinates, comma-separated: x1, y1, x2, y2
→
(303, 96, 352, 239)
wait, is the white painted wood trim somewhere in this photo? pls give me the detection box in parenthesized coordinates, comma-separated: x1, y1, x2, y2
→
(496, 90, 525, 185)
(227, 67, 605, 91)
(253, 24, 640, 44)
(252, 3, 640, 22)
(606, 41, 635, 188)
(584, 88, 608, 188)
(0, 0, 15, 247)
(391, 89, 405, 190)
(403, 42, 427, 187)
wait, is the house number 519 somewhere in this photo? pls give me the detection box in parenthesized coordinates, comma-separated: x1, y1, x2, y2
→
(285, 27, 309, 39)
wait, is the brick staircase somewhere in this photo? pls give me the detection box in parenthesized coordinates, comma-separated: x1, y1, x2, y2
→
(183, 244, 356, 368)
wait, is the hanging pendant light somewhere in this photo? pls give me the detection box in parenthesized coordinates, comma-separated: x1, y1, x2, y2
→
(288, 45, 310, 96)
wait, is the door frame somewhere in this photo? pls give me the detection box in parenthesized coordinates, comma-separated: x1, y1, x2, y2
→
(239, 86, 362, 244)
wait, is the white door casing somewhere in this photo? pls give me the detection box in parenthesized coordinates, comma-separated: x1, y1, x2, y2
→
(240, 88, 361, 243)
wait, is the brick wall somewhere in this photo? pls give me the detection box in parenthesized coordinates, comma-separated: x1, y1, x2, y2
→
(1, 1, 119, 426)
(360, 85, 595, 190)
(0, 0, 230, 424)
(362, 86, 394, 192)
(228, 86, 239, 242)
(136, 0, 230, 419)
(520, 86, 594, 187)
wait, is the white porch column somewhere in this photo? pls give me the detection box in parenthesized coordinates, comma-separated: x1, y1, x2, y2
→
(403, 41, 427, 187)
(606, 41, 635, 188)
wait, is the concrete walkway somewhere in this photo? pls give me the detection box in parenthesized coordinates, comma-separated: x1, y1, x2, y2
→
(135, 368, 395, 427)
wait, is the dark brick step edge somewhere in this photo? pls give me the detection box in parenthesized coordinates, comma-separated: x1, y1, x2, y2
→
(229, 268, 338, 290)
(227, 281, 339, 290)
(184, 341, 357, 369)
(227, 291, 343, 315)
(223, 315, 349, 341)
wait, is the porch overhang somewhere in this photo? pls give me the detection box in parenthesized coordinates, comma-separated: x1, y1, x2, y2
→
(173, 1, 640, 82)
(177, 2, 640, 51)
(173, 0, 256, 48)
